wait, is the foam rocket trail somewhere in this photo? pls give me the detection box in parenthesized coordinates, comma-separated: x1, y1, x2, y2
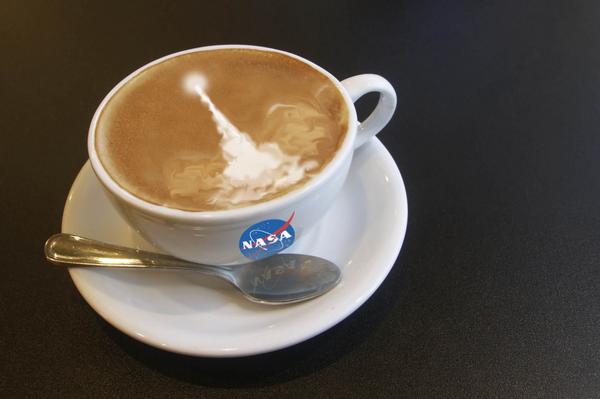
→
(170, 73, 317, 206)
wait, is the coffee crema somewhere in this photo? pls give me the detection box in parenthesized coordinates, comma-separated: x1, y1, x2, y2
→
(96, 49, 348, 211)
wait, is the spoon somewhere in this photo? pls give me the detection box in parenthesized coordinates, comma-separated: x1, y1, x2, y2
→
(44, 234, 341, 305)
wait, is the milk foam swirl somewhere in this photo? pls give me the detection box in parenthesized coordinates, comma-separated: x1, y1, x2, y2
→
(166, 73, 325, 207)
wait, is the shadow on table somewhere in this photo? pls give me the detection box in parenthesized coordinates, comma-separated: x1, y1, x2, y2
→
(95, 264, 402, 388)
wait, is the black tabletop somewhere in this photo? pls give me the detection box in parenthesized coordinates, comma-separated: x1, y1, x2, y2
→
(3, 1, 600, 397)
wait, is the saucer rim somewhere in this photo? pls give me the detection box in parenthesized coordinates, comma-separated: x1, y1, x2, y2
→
(63, 138, 408, 357)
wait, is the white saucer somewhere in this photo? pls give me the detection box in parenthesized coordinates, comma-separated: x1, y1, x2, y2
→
(62, 138, 408, 357)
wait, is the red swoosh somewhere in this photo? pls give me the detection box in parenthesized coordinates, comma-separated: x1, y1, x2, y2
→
(259, 211, 295, 242)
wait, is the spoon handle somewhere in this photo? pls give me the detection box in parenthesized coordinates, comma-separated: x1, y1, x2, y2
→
(44, 234, 227, 278)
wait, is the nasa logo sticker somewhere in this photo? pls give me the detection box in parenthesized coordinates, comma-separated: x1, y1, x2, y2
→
(239, 212, 296, 260)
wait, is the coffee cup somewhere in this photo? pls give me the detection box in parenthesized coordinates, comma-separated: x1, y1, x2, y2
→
(88, 45, 396, 265)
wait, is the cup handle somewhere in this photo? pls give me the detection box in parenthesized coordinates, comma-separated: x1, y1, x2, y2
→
(341, 74, 397, 149)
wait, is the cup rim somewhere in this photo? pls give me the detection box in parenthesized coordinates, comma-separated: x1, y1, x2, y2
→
(88, 44, 358, 224)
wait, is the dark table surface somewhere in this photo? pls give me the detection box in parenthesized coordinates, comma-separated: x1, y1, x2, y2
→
(3, 1, 600, 397)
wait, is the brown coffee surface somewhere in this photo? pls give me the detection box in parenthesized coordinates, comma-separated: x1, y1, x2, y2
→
(96, 48, 348, 211)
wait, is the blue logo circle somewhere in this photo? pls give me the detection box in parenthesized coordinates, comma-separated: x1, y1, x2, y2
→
(239, 216, 296, 260)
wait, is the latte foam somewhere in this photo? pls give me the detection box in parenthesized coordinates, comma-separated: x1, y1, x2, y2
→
(96, 49, 348, 211)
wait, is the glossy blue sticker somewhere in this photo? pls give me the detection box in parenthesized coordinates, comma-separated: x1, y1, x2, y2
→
(239, 212, 296, 260)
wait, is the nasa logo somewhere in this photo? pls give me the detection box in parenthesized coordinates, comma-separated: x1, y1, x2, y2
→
(239, 212, 296, 260)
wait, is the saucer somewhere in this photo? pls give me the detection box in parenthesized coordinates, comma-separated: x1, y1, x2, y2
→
(62, 138, 408, 357)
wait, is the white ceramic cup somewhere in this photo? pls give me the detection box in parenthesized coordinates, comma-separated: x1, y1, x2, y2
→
(88, 45, 396, 265)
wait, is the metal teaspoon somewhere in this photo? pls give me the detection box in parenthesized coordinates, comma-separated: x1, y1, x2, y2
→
(44, 234, 341, 305)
